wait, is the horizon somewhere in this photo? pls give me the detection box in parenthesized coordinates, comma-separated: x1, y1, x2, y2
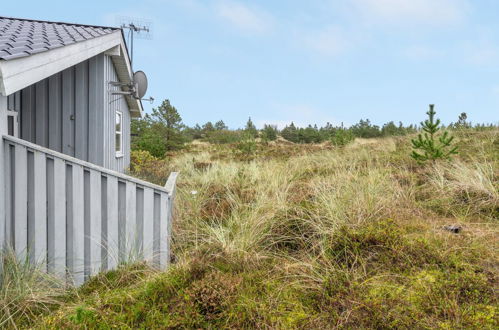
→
(2, 0, 499, 129)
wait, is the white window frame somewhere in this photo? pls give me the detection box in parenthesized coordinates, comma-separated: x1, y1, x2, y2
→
(6, 109, 19, 138)
(115, 110, 123, 158)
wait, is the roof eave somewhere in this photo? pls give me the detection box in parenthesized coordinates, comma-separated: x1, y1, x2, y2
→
(0, 29, 143, 117)
(0, 30, 123, 96)
(109, 35, 143, 118)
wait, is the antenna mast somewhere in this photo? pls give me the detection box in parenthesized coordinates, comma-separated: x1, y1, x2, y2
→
(117, 17, 153, 70)
(121, 23, 149, 69)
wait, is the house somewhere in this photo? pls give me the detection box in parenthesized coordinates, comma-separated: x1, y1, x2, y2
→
(0, 17, 177, 285)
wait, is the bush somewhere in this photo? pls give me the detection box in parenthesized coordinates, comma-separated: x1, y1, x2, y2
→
(331, 129, 354, 146)
(129, 150, 171, 185)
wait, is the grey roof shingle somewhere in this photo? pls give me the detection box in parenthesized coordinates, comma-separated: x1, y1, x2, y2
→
(0, 17, 119, 60)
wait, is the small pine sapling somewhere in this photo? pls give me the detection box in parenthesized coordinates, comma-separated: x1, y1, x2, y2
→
(411, 104, 458, 162)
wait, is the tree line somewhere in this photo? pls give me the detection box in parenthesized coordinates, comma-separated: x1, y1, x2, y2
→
(131, 99, 497, 158)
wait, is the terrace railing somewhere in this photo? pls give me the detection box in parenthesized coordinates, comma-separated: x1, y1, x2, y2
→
(1, 135, 178, 286)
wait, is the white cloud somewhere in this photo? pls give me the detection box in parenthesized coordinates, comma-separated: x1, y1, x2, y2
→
(302, 25, 350, 56)
(215, 1, 272, 34)
(351, 0, 469, 27)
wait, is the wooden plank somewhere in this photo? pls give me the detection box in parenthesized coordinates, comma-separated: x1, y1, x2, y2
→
(136, 188, 144, 257)
(4, 143, 12, 247)
(89, 169, 102, 275)
(14, 144, 28, 259)
(70, 164, 85, 286)
(75, 61, 89, 161)
(48, 74, 62, 152)
(52, 157, 66, 277)
(106, 175, 119, 269)
(88, 57, 97, 165)
(46, 158, 55, 273)
(125, 181, 137, 260)
(0, 97, 8, 252)
(35, 80, 48, 147)
(62, 67, 75, 156)
(32, 151, 47, 270)
(118, 181, 126, 263)
(153, 193, 160, 267)
(15, 92, 21, 112)
(95, 54, 104, 167)
(159, 192, 169, 269)
(142, 187, 154, 262)
(21, 86, 35, 142)
(100, 176, 108, 271)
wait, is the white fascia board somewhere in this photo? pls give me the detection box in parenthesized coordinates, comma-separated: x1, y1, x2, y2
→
(115, 39, 143, 117)
(0, 31, 123, 96)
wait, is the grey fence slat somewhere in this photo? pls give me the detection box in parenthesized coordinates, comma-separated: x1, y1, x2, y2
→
(143, 188, 154, 262)
(159, 192, 169, 268)
(70, 164, 85, 286)
(14, 144, 27, 258)
(125, 181, 137, 259)
(33, 151, 47, 269)
(1, 137, 177, 285)
(106, 176, 119, 270)
(53, 157, 66, 277)
(4, 143, 12, 246)
(89, 169, 102, 275)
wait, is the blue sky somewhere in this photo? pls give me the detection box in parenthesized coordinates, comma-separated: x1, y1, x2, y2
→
(3, 0, 499, 128)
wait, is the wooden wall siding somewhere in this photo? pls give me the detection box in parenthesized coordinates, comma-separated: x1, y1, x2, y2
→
(2, 135, 175, 285)
(6, 54, 110, 168)
(7, 54, 131, 173)
(104, 55, 131, 172)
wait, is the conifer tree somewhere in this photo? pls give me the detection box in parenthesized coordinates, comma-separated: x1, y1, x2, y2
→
(245, 117, 258, 137)
(411, 104, 458, 162)
(214, 120, 228, 130)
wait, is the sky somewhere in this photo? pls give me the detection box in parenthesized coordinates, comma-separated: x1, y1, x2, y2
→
(2, 0, 499, 128)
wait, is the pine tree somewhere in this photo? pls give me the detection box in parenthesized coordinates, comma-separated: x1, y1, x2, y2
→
(411, 104, 458, 162)
(261, 124, 277, 141)
(214, 120, 228, 130)
(456, 112, 469, 128)
(245, 117, 258, 137)
(155, 100, 186, 151)
(202, 122, 215, 133)
(131, 99, 186, 156)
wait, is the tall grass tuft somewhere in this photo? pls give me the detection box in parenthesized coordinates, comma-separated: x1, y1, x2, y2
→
(0, 248, 65, 328)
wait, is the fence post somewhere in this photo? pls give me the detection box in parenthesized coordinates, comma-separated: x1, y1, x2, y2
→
(163, 172, 179, 268)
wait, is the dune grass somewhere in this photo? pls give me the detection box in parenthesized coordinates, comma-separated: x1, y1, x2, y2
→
(4, 130, 498, 329)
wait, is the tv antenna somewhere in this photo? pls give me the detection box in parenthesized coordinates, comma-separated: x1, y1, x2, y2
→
(110, 17, 154, 105)
(116, 16, 153, 70)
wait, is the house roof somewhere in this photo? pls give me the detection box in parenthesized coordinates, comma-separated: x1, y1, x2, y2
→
(0, 17, 118, 60)
(0, 17, 143, 117)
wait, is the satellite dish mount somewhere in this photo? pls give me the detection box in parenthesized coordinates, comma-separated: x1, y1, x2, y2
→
(110, 70, 149, 101)
(110, 17, 154, 104)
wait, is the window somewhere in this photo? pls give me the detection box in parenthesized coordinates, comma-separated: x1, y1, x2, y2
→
(8, 116, 14, 136)
(115, 111, 123, 157)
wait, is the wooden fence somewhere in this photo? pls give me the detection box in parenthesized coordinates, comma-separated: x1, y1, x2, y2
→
(1, 135, 178, 286)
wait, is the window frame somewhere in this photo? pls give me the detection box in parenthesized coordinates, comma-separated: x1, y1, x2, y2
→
(115, 110, 124, 158)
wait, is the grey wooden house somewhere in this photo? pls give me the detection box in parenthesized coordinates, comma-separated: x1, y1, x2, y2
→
(0, 17, 177, 285)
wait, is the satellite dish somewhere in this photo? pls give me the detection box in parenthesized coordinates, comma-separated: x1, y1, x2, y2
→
(133, 71, 148, 99)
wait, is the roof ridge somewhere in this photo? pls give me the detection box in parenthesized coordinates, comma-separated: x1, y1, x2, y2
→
(0, 16, 120, 31)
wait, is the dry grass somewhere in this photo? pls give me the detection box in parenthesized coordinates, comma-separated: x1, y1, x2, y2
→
(7, 129, 499, 328)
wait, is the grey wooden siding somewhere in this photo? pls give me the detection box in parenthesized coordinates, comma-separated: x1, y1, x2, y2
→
(5, 53, 131, 172)
(104, 55, 131, 172)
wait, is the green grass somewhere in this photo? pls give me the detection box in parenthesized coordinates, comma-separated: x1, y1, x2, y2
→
(4, 129, 498, 329)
